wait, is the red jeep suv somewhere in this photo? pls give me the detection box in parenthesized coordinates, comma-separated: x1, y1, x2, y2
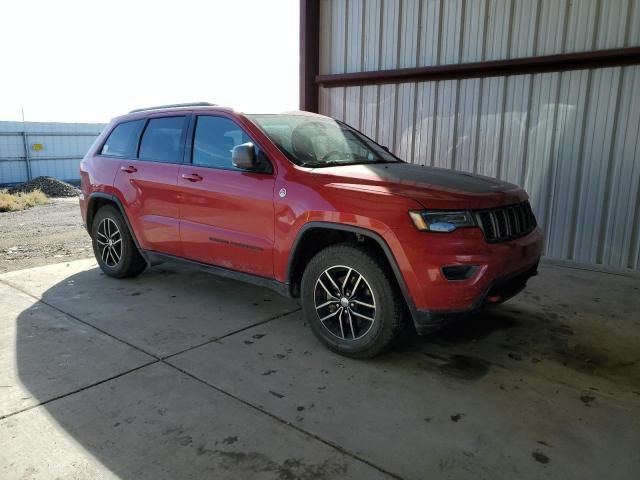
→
(80, 102, 543, 357)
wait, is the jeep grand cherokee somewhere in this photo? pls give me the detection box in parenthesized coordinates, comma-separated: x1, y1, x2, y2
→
(80, 102, 543, 357)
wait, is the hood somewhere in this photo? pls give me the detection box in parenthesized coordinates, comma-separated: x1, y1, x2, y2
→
(311, 162, 527, 210)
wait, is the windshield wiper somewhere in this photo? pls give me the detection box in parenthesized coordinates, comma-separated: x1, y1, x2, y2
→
(299, 151, 405, 167)
(300, 159, 401, 168)
(298, 160, 345, 168)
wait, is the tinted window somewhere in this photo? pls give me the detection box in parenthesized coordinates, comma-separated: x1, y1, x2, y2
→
(192, 116, 251, 169)
(139, 116, 186, 163)
(100, 120, 144, 157)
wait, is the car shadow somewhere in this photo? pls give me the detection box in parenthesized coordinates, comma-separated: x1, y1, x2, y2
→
(9, 265, 354, 479)
(8, 265, 640, 478)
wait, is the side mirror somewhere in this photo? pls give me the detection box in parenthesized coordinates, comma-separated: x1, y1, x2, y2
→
(232, 142, 256, 170)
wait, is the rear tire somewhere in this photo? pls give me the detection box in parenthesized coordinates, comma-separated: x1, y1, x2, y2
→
(91, 205, 147, 278)
(301, 243, 404, 358)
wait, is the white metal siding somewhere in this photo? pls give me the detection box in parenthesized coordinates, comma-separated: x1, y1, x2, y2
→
(317, 0, 640, 273)
(320, 0, 640, 74)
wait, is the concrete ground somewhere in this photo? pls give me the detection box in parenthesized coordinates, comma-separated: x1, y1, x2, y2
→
(0, 260, 639, 480)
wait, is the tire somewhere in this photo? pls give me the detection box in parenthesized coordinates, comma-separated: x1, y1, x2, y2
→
(301, 243, 404, 358)
(91, 204, 147, 278)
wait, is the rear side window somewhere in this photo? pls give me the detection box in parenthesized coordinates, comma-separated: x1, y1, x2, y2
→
(139, 116, 187, 163)
(192, 116, 251, 169)
(100, 120, 144, 157)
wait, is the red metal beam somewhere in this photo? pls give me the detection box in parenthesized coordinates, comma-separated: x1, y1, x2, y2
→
(299, 0, 320, 112)
(316, 47, 640, 87)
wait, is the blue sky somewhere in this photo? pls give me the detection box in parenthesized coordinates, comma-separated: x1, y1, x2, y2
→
(0, 0, 299, 123)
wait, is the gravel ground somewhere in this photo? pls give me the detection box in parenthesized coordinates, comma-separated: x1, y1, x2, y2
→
(0, 198, 92, 273)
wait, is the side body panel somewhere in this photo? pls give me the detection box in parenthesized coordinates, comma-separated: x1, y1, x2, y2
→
(178, 165, 276, 277)
(113, 159, 182, 256)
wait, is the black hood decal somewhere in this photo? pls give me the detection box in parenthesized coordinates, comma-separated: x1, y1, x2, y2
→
(318, 162, 517, 194)
(365, 163, 514, 193)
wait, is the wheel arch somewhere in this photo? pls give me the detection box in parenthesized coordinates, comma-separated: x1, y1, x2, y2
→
(287, 222, 417, 322)
(86, 192, 144, 255)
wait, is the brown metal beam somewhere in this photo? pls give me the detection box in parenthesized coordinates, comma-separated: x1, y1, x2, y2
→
(316, 47, 640, 87)
(299, 0, 320, 112)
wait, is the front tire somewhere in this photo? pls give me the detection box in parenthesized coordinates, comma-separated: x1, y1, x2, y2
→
(301, 244, 404, 358)
(91, 205, 147, 278)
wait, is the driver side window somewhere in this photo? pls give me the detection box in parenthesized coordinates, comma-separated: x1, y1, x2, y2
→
(192, 116, 250, 170)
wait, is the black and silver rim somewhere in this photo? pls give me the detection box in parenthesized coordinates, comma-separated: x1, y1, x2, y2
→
(314, 265, 376, 340)
(96, 218, 122, 267)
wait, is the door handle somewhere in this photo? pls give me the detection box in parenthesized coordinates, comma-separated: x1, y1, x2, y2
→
(181, 173, 203, 182)
(120, 165, 137, 173)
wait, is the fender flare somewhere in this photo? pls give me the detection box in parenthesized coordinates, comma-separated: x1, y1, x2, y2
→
(86, 192, 145, 256)
(286, 221, 418, 322)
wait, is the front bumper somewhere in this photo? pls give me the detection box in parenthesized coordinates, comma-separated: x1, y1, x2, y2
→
(391, 225, 544, 334)
(413, 261, 539, 335)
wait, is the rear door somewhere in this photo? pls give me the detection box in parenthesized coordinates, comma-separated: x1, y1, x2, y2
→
(178, 114, 276, 277)
(113, 114, 188, 256)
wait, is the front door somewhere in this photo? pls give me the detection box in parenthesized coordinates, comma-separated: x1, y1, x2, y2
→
(178, 115, 275, 277)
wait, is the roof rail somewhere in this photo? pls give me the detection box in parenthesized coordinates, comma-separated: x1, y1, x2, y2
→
(128, 102, 217, 113)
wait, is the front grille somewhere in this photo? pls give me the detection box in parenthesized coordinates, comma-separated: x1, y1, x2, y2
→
(476, 202, 536, 243)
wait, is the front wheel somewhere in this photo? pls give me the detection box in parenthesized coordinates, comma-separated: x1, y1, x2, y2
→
(301, 244, 404, 358)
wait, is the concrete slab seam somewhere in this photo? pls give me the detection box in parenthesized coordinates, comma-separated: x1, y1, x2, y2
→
(162, 359, 404, 480)
(0, 360, 159, 421)
(161, 308, 302, 361)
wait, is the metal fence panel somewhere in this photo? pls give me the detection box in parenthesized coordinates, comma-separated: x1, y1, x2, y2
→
(0, 121, 105, 185)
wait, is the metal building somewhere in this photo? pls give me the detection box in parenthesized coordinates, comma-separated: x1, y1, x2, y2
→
(0, 121, 105, 185)
(299, 0, 640, 274)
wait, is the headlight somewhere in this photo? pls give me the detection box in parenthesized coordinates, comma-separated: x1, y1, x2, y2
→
(409, 210, 476, 232)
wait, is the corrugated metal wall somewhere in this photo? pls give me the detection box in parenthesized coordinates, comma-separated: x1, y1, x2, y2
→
(0, 121, 105, 185)
(317, 0, 640, 273)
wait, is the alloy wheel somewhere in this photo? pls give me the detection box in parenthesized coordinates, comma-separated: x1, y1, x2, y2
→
(96, 218, 122, 267)
(314, 265, 376, 340)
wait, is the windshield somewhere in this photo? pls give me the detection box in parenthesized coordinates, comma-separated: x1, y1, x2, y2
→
(247, 114, 401, 167)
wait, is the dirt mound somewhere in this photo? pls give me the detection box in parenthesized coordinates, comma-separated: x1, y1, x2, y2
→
(9, 176, 80, 198)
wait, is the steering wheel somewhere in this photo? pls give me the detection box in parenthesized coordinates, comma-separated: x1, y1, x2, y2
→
(320, 150, 343, 162)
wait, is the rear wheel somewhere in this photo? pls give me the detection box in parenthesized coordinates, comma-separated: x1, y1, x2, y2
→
(301, 244, 404, 358)
(91, 205, 146, 278)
